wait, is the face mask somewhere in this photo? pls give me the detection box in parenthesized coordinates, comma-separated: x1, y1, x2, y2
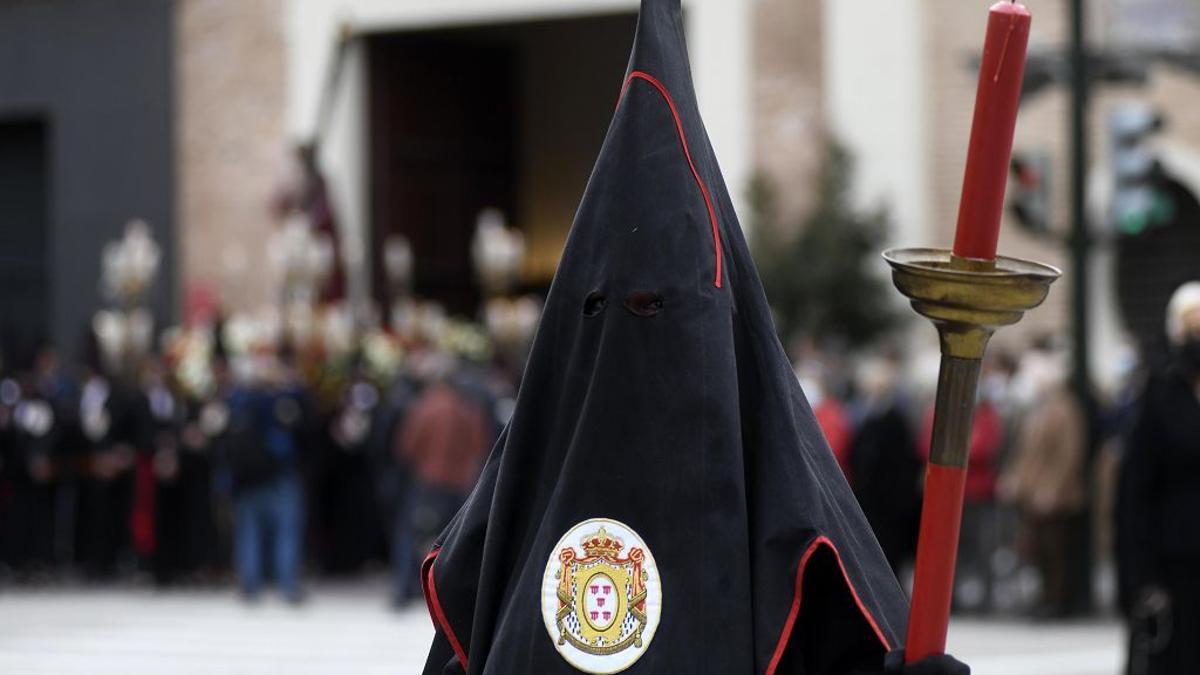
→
(1180, 337, 1200, 376)
(978, 374, 1008, 404)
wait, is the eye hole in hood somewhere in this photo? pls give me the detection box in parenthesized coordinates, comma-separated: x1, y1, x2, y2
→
(623, 291, 664, 317)
(583, 292, 608, 317)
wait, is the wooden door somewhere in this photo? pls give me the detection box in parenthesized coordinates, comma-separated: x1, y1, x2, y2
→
(368, 34, 517, 316)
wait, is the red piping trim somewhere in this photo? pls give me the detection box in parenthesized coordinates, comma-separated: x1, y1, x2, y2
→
(765, 536, 892, 675)
(619, 70, 724, 289)
(421, 548, 470, 670)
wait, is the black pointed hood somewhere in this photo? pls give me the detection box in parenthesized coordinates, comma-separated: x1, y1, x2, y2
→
(421, 2, 907, 673)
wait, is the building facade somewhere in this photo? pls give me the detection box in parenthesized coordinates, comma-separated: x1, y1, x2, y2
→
(6, 0, 1200, 385)
(0, 0, 175, 360)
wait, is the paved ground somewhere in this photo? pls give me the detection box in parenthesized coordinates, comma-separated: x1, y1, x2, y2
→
(0, 583, 433, 674)
(947, 617, 1123, 675)
(0, 585, 1123, 674)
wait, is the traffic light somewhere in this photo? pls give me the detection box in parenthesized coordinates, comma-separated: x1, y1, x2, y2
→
(1109, 103, 1171, 236)
(1009, 150, 1050, 234)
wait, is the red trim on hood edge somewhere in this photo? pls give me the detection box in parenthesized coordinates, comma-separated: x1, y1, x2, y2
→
(619, 70, 724, 289)
(765, 535, 893, 674)
(422, 548, 470, 670)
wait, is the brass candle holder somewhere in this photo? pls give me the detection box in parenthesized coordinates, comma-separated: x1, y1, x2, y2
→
(882, 247, 1060, 661)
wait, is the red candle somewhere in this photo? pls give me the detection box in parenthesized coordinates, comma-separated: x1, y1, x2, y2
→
(951, 1, 1032, 261)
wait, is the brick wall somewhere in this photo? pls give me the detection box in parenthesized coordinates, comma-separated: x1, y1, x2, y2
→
(751, 0, 824, 232)
(176, 0, 287, 314)
(924, 0, 1200, 354)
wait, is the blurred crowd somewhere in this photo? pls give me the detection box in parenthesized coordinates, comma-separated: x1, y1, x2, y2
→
(0, 315, 514, 608)
(0, 140, 543, 606)
(799, 278, 1200, 658)
(3, 250, 1198, 670)
(798, 338, 1088, 619)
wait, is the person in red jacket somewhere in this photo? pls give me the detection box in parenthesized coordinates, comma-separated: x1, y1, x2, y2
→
(798, 366, 854, 481)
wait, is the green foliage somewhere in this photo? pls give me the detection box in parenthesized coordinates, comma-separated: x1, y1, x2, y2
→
(750, 142, 899, 349)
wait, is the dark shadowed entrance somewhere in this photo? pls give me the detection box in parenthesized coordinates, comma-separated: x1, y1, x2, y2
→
(366, 13, 637, 317)
(0, 117, 50, 362)
(368, 35, 516, 316)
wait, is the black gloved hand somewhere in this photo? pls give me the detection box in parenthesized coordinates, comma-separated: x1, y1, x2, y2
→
(1131, 586, 1173, 655)
(884, 649, 970, 675)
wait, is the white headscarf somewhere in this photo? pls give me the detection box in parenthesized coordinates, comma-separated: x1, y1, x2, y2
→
(1165, 281, 1200, 345)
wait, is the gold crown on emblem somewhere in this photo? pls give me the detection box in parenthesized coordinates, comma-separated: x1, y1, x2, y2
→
(580, 526, 624, 558)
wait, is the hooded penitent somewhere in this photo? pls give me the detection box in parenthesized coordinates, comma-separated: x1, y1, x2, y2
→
(421, 1, 908, 673)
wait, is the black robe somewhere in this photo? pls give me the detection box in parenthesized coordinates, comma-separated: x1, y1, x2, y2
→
(75, 377, 153, 577)
(849, 403, 921, 577)
(1117, 365, 1200, 674)
(2, 389, 62, 572)
(421, 1, 908, 672)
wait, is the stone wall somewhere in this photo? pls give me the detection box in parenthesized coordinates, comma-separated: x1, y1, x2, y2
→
(751, 0, 824, 232)
(176, 0, 288, 314)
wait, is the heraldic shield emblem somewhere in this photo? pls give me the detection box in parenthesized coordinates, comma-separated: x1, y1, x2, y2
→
(541, 518, 663, 673)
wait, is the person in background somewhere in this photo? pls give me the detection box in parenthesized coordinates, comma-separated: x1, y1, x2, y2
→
(2, 349, 63, 579)
(1117, 281, 1200, 674)
(976, 351, 1029, 613)
(221, 347, 310, 604)
(798, 363, 853, 481)
(395, 354, 489, 599)
(143, 354, 186, 586)
(169, 361, 223, 582)
(75, 335, 153, 579)
(202, 355, 238, 574)
(0, 358, 13, 576)
(1002, 338, 1085, 619)
(315, 357, 385, 574)
(371, 366, 418, 608)
(849, 355, 922, 576)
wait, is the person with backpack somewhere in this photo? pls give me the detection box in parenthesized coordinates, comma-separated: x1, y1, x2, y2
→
(220, 348, 310, 604)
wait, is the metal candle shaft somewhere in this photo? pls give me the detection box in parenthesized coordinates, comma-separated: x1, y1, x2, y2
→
(884, 248, 1059, 663)
(906, 354, 981, 663)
